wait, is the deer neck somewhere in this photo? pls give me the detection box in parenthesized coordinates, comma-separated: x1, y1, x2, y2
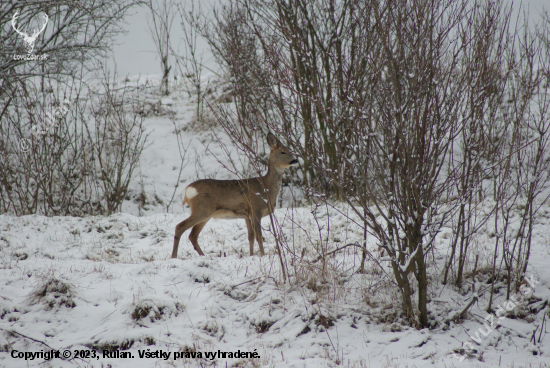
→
(261, 164, 284, 205)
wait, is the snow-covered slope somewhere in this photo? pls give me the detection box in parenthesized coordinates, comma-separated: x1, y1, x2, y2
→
(1, 76, 549, 368)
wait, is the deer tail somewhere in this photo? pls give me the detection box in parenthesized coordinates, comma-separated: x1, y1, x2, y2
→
(182, 185, 198, 205)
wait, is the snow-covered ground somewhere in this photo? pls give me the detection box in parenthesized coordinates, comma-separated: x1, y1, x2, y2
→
(1, 76, 550, 368)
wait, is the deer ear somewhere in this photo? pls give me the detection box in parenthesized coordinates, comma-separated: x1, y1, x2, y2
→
(267, 132, 279, 148)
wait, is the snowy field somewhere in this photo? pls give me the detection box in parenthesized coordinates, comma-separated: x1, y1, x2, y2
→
(1, 76, 550, 368)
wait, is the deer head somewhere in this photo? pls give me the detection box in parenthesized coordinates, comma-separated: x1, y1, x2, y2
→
(12, 11, 48, 54)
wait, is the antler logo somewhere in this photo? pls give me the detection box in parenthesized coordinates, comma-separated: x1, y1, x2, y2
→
(12, 11, 48, 55)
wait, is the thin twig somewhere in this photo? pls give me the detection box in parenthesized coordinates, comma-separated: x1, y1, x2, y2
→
(0, 328, 70, 361)
(232, 277, 261, 288)
(311, 243, 363, 263)
(538, 310, 546, 344)
(531, 325, 539, 344)
(458, 295, 479, 319)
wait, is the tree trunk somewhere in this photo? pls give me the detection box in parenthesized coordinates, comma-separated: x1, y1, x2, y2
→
(416, 245, 429, 328)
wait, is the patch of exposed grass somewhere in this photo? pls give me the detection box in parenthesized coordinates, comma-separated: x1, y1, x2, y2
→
(27, 278, 76, 310)
(253, 320, 275, 333)
(86, 339, 135, 352)
(129, 299, 185, 323)
(315, 313, 335, 330)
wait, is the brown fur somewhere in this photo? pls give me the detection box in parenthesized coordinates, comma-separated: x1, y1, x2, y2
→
(171, 133, 298, 258)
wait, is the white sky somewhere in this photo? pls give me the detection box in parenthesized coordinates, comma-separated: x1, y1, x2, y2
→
(111, 0, 549, 78)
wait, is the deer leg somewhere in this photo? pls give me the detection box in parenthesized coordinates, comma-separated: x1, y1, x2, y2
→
(172, 215, 206, 258)
(251, 215, 265, 256)
(189, 220, 209, 256)
(245, 218, 255, 255)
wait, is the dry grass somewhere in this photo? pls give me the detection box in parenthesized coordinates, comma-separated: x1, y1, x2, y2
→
(26, 277, 76, 310)
(127, 298, 185, 324)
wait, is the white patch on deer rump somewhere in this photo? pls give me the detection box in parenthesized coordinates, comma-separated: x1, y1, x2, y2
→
(185, 186, 198, 199)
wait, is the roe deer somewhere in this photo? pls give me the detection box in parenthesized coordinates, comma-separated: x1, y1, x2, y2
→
(171, 133, 298, 258)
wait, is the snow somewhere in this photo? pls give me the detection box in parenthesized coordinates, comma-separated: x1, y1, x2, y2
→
(1, 75, 550, 368)
(398, 247, 419, 273)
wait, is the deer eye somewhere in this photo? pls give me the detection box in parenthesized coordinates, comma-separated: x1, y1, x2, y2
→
(281, 151, 286, 155)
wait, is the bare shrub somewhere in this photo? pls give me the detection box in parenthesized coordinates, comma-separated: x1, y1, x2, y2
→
(83, 69, 150, 214)
(0, 0, 140, 118)
(166, 113, 191, 212)
(0, 0, 146, 216)
(0, 79, 87, 215)
(0, 68, 149, 216)
(172, 2, 210, 124)
(202, 0, 550, 328)
(193, 2, 277, 142)
(146, 0, 177, 96)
